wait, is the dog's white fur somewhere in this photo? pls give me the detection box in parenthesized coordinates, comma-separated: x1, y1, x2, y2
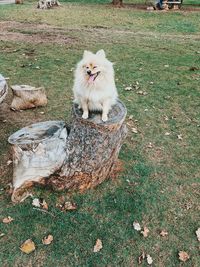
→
(72, 49, 118, 122)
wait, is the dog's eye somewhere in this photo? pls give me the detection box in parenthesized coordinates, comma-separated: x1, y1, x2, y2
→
(86, 66, 89, 69)
(93, 66, 97, 69)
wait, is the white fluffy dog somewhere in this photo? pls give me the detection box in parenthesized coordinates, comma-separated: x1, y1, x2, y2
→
(72, 49, 118, 122)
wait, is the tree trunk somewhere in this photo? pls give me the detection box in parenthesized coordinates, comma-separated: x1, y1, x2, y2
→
(10, 85, 47, 111)
(8, 100, 127, 202)
(49, 100, 127, 191)
(0, 74, 8, 105)
(112, 0, 124, 7)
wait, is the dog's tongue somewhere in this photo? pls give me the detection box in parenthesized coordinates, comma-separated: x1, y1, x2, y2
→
(88, 74, 95, 83)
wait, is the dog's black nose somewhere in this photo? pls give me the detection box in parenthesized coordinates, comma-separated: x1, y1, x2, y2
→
(87, 70, 91, 75)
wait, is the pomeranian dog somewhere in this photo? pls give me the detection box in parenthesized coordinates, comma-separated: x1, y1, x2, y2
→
(72, 49, 118, 122)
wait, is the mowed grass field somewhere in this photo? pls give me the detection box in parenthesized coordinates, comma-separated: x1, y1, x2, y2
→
(0, 1, 200, 266)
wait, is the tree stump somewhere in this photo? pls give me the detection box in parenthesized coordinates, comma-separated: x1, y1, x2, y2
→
(37, 0, 61, 9)
(15, 0, 23, 4)
(10, 85, 47, 111)
(8, 100, 127, 202)
(48, 100, 127, 191)
(8, 121, 68, 202)
(0, 74, 8, 105)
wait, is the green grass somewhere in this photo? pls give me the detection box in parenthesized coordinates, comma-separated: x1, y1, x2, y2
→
(0, 1, 200, 266)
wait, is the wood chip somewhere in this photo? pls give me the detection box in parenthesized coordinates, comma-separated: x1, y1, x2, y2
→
(124, 86, 132, 91)
(131, 127, 138, 134)
(177, 134, 183, 140)
(196, 228, 200, 242)
(146, 254, 153, 265)
(32, 198, 40, 208)
(6, 160, 12, 166)
(93, 239, 103, 253)
(133, 222, 141, 231)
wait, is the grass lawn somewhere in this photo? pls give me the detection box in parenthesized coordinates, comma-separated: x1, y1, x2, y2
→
(0, 1, 200, 266)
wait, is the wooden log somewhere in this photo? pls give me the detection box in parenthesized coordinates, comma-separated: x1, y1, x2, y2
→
(0, 74, 8, 105)
(10, 85, 47, 111)
(48, 100, 127, 191)
(8, 121, 68, 202)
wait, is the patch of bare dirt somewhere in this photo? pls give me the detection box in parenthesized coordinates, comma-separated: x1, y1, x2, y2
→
(0, 21, 75, 44)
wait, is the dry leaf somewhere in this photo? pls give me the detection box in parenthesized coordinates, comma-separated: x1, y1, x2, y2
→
(93, 239, 103, 253)
(64, 201, 77, 211)
(20, 239, 36, 254)
(178, 251, 190, 262)
(2, 216, 14, 224)
(146, 254, 153, 265)
(0, 233, 5, 238)
(164, 132, 170, 136)
(160, 230, 168, 237)
(42, 234, 53, 245)
(57, 201, 77, 211)
(138, 251, 145, 264)
(133, 222, 141, 231)
(41, 199, 48, 210)
(141, 227, 150, 237)
(196, 228, 200, 242)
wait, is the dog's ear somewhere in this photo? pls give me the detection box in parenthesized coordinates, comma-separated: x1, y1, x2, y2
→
(83, 50, 93, 58)
(96, 49, 106, 58)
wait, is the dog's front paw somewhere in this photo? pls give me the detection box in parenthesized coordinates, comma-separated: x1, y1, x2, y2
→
(82, 113, 88, 119)
(102, 115, 108, 122)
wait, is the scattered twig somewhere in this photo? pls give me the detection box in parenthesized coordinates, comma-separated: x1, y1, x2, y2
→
(33, 207, 55, 217)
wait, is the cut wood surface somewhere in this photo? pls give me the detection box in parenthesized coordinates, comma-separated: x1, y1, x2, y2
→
(0, 74, 8, 104)
(8, 121, 68, 202)
(10, 85, 47, 111)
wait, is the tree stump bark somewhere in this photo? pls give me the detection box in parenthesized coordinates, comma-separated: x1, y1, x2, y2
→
(10, 85, 47, 111)
(48, 100, 127, 191)
(0, 74, 8, 105)
(8, 100, 127, 202)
